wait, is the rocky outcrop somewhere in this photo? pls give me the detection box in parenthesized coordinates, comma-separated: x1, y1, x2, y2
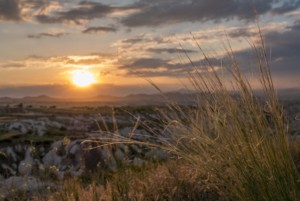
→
(0, 133, 169, 200)
(0, 137, 169, 179)
(0, 118, 62, 136)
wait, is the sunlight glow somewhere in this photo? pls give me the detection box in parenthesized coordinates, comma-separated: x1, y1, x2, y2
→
(71, 69, 96, 87)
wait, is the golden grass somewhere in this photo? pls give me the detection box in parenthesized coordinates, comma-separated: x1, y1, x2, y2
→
(156, 27, 300, 200)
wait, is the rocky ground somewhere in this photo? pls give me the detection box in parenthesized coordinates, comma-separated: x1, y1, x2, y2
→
(0, 105, 169, 199)
(0, 101, 299, 200)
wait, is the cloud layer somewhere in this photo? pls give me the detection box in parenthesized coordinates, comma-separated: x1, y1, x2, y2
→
(35, 1, 131, 25)
(2, 0, 299, 27)
(121, 0, 300, 27)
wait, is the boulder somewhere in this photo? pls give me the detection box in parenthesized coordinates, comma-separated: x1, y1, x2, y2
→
(42, 150, 62, 168)
(100, 147, 117, 172)
(83, 146, 117, 172)
(18, 148, 34, 176)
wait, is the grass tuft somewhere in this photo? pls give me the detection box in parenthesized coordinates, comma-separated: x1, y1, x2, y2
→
(159, 28, 300, 201)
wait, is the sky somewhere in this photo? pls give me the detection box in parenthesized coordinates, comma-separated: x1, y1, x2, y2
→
(0, 0, 299, 98)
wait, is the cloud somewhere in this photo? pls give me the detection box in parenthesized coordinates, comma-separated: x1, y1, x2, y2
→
(117, 56, 224, 77)
(121, 0, 300, 27)
(0, 0, 21, 21)
(64, 55, 116, 66)
(1, 53, 117, 71)
(35, 1, 128, 24)
(147, 47, 196, 54)
(27, 32, 68, 39)
(121, 0, 277, 27)
(272, 0, 300, 14)
(263, 23, 300, 74)
(82, 26, 117, 34)
(226, 28, 257, 38)
(288, 20, 300, 30)
(123, 58, 171, 69)
(1, 63, 26, 68)
(117, 35, 167, 47)
(2, 0, 299, 27)
(205, 23, 300, 76)
(115, 20, 300, 78)
(0, 0, 60, 21)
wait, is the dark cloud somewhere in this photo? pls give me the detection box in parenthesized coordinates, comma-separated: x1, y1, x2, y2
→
(27, 32, 68, 39)
(82, 26, 117, 34)
(121, 38, 146, 44)
(118, 56, 222, 77)
(20, 0, 54, 10)
(0, 0, 56, 21)
(272, 0, 300, 14)
(0, 0, 21, 21)
(119, 57, 175, 77)
(35, 1, 127, 24)
(121, 0, 276, 27)
(227, 28, 257, 38)
(2, 0, 299, 26)
(147, 47, 197, 54)
(124, 58, 170, 69)
(2, 63, 26, 68)
(210, 25, 300, 76)
(119, 36, 167, 47)
(118, 22, 300, 78)
(288, 20, 300, 30)
(263, 25, 300, 74)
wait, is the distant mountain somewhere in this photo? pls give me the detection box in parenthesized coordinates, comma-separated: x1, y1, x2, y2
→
(0, 97, 14, 102)
(90, 94, 121, 102)
(1, 87, 299, 104)
(277, 88, 300, 100)
(0, 90, 198, 106)
(21, 95, 57, 102)
(122, 91, 197, 105)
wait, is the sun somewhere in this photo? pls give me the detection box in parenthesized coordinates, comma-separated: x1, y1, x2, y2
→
(71, 69, 96, 87)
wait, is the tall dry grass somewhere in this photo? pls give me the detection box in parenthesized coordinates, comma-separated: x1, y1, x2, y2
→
(158, 28, 300, 200)
(46, 162, 221, 201)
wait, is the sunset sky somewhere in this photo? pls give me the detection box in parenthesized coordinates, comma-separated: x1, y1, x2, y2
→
(0, 0, 299, 97)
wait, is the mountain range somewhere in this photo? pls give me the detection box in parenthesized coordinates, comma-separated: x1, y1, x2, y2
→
(0, 88, 299, 106)
(0, 91, 196, 105)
